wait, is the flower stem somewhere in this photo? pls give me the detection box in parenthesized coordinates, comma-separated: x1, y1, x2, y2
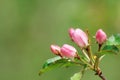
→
(94, 44, 103, 72)
(85, 30, 95, 65)
(82, 49, 90, 62)
(76, 55, 93, 69)
(86, 46, 95, 65)
(98, 44, 102, 51)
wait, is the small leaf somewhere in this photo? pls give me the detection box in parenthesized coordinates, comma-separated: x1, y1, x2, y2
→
(106, 34, 120, 46)
(97, 45, 119, 56)
(43, 56, 61, 68)
(71, 72, 82, 80)
(39, 56, 83, 75)
(39, 56, 62, 75)
(102, 45, 119, 54)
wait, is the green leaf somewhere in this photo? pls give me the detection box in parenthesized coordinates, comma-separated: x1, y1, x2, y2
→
(102, 45, 119, 54)
(42, 56, 62, 68)
(106, 34, 120, 46)
(70, 65, 87, 80)
(39, 56, 83, 75)
(39, 56, 62, 75)
(98, 45, 119, 56)
(71, 72, 82, 80)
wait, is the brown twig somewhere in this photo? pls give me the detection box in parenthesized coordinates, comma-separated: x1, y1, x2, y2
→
(95, 69, 106, 80)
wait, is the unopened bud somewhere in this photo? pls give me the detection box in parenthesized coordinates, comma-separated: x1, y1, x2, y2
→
(69, 28, 89, 48)
(95, 29, 107, 44)
(60, 44, 77, 58)
(50, 45, 60, 55)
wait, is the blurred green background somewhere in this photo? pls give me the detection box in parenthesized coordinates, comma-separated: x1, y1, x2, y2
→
(0, 0, 120, 80)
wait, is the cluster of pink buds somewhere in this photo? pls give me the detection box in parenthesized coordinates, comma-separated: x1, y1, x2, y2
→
(50, 28, 107, 59)
(40, 27, 119, 80)
(50, 44, 77, 58)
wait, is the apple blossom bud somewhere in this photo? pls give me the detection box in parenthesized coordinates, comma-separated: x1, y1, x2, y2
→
(69, 28, 89, 48)
(60, 44, 77, 58)
(95, 29, 107, 44)
(50, 45, 60, 55)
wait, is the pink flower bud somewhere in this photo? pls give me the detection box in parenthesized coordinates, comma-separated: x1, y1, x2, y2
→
(69, 28, 89, 48)
(50, 45, 60, 55)
(60, 44, 77, 58)
(95, 29, 107, 44)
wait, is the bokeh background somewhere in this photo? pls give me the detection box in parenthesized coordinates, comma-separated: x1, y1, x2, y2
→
(0, 0, 120, 80)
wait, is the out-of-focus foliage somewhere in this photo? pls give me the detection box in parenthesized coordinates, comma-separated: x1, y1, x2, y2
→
(0, 0, 120, 80)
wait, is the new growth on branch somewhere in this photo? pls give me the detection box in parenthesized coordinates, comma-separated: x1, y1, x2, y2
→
(40, 28, 120, 80)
